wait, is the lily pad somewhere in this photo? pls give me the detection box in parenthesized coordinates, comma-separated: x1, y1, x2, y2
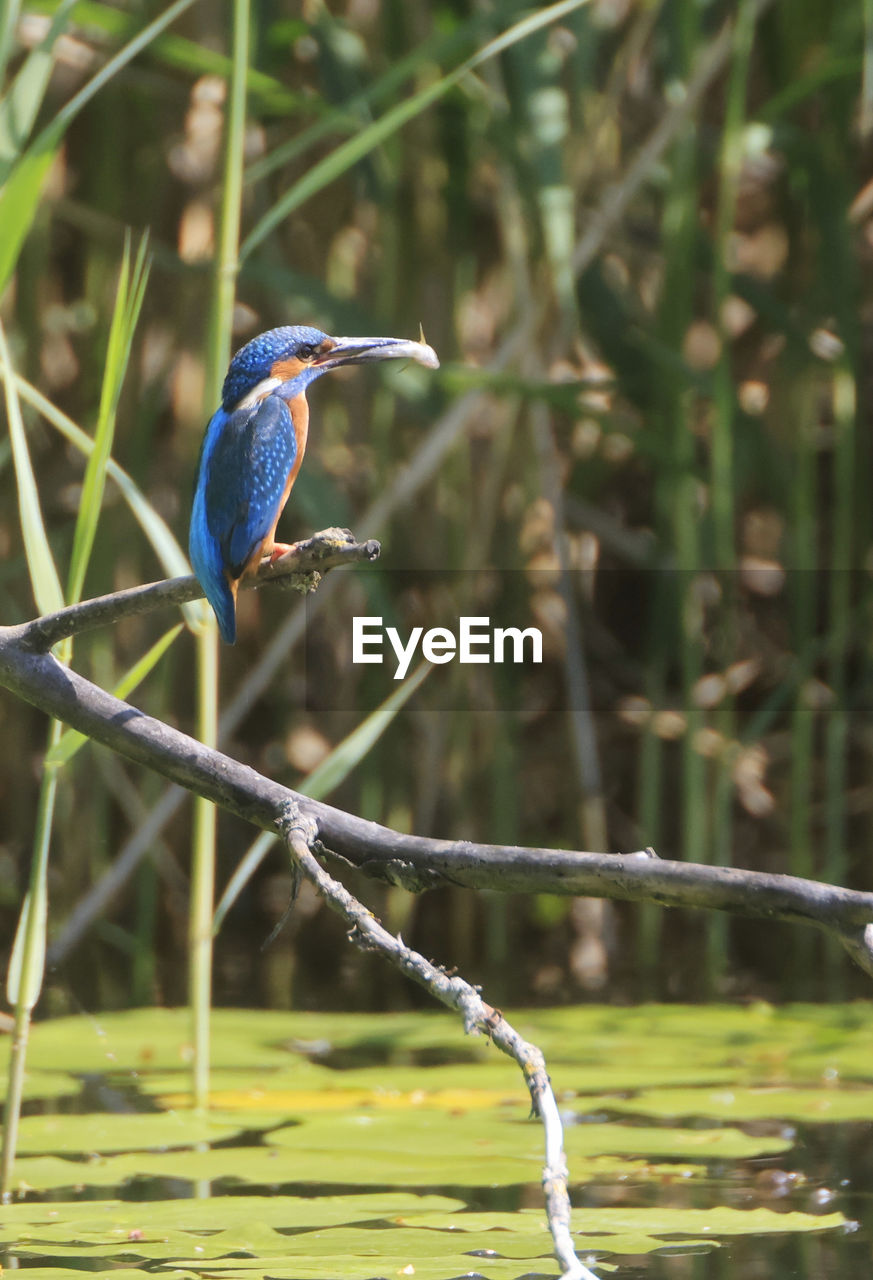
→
(2, 1198, 845, 1279)
(6, 1069, 82, 1105)
(12, 1111, 248, 1156)
(6, 1148, 703, 1196)
(0, 1009, 310, 1077)
(135, 1061, 338, 1100)
(588, 1084, 873, 1124)
(167, 1258, 556, 1280)
(0, 1192, 465, 1235)
(12, 1004, 873, 1100)
(154, 1084, 527, 1113)
(9, 1272, 198, 1280)
(520, 1003, 873, 1087)
(408, 1205, 847, 1239)
(264, 1104, 792, 1165)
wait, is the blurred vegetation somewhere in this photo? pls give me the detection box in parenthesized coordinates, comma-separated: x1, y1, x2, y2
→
(1, 0, 872, 1017)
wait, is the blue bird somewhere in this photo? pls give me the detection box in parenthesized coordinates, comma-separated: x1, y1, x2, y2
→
(189, 324, 439, 643)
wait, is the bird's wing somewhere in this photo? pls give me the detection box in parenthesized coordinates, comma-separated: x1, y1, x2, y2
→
(203, 394, 298, 579)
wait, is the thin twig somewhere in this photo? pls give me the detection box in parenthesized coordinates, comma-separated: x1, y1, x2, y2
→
(279, 802, 597, 1280)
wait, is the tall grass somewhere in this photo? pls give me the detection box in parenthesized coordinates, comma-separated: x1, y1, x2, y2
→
(1, 234, 150, 1193)
(185, 0, 252, 1117)
(0, 315, 64, 1198)
(705, 0, 756, 991)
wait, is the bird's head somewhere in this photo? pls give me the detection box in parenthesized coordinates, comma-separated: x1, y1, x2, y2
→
(222, 324, 439, 412)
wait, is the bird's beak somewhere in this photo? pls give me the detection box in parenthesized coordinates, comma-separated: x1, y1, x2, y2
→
(314, 335, 440, 371)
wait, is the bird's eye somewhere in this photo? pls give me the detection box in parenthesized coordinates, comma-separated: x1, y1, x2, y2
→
(298, 343, 317, 361)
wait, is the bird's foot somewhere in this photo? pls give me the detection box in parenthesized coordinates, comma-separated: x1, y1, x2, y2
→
(264, 541, 299, 565)
(258, 541, 321, 595)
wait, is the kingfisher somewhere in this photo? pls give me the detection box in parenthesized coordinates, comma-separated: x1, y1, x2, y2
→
(189, 324, 439, 643)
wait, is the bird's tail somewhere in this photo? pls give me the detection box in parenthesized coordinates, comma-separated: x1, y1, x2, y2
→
(211, 575, 238, 644)
(189, 511, 238, 643)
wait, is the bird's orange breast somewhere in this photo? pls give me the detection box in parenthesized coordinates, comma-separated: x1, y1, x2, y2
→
(283, 391, 309, 497)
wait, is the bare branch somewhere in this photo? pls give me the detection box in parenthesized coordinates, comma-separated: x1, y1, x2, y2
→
(0, 606, 872, 974)
(280, 804, 596, 1280)
(21, 528, 380, 651)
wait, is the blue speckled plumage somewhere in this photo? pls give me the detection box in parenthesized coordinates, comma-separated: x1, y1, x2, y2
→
(190, 397, 299, 642)
(189, 326, 326, 643)
(189, 324, 439, 643)
(220, 325, 328, 411)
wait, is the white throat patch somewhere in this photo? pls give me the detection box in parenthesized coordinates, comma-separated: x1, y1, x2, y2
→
(236, 376, 281, 411)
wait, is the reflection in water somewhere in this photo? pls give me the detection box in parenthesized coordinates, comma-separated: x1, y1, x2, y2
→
(570, 1120, 873, 1278)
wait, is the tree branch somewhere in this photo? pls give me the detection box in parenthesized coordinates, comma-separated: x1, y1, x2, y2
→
(281, 804, 594, 1280)
(0, 580, 872, 977)
(21, 528, 380, 651)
